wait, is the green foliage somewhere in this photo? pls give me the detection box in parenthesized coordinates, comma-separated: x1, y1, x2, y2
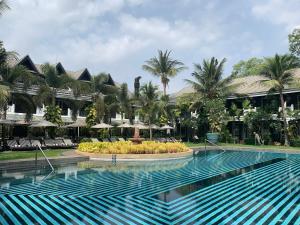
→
(261, 54, 300, 146)
(138, 82, 160, 139)
(143, 50, 186, 95)
(204, 98, 228, 133)
(186, 57, 233, 102)
(159, 114, 168, 125)
(158, 95, 175, 125)
(98, 129, 109, 139)
(231, 57, 266, 77)
(80, 138, 92, 143)
(289, 29, 300, 56)
(244, 109, 271, 143)
(117, 83, 133, 122)
(44, 105, 63, 125)
(85, 104, 97, 128)
(244, 138, 255, 145)
(220, 127, 234, 143)
(0, 0, 9, 15)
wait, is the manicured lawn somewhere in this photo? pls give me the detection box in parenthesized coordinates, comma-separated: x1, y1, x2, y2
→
(0, 149, 70, 161)
(184, 142, 300, 151)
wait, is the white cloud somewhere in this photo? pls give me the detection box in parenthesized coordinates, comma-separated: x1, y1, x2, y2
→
(252, 0, 300, 31)
(0, 0, 151, 71)
(119, 14, 222, 49)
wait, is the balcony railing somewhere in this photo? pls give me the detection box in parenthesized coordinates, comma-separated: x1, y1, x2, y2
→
(12, 83, 93, 101)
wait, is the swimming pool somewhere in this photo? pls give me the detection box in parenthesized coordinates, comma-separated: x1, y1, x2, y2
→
(0, 150, 300, 224)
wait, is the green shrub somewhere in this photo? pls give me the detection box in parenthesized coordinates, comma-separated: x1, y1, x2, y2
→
(290, 138, 300, 147)
(244, 138, 255, 145)
(80, 138, 92, 143)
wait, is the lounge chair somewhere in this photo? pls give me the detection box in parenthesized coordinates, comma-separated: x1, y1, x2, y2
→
(110, 137, 118, 142)
(44, 139, 64, 148)
(54, 138, 68, 148)
(18, 139, 33, 150)
(102, 138, 110, 142)
(7, 139, 19, 150)
(91, 138, 100, 143)
(118, 137, 126, 142)
(166, 137, 173, 143)
(63, 139, 77, 148)
(31, 139, 42, 148)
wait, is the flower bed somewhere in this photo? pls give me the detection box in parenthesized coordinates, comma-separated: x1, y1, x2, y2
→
(78, 141, 189, 154)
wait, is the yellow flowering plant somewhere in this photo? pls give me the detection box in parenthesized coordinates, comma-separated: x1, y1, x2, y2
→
(78, 141, 189, 154)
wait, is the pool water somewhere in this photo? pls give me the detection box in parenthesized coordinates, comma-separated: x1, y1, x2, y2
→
(1, 150, 300, 224)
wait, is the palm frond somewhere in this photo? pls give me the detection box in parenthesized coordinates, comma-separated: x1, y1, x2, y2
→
(0, 0, 9, 15)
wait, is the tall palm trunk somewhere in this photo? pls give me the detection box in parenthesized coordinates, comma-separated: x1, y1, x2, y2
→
(1, 103, 7, 148)
(162, 82, 167, 96)
(279, 90, 289, 146)
(149, 119, 152, 140)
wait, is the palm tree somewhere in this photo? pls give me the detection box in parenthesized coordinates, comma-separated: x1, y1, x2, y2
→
(0, 0, 9, 15)
(35, 63, 74, 106)
(261, 54, 300, 146)
(143, 50, 186, 96)
(90, 73, 119, 123)
(184, 57, 236, 138)
(185, 57, 233, 101)
(117, 83, 132, 123)
(158, 94, 174, 125)
(0, 42, 36, 120)
(138, 82, 160, 140)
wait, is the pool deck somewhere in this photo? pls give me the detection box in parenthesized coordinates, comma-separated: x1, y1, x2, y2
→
(0, 151, 89, 171)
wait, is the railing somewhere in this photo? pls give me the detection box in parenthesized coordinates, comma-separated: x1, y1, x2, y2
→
(35, 145, 55, 172)
(33, 145, 55, 186)
(204, 139, 226, 160)
(204, 139, 226, 152)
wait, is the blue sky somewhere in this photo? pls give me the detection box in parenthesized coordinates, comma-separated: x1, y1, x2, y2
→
(0, 0, 299, 93)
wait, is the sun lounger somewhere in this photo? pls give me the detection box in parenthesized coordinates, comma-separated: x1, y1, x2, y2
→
(102, 138, 110, 142)
(18, 139, 33, 150)
(44, 139, 62, 148)
(31, 140, 42, 148)
(118, 137, 126, 142)
(7, 139, 20, 150)
(110, 137, 118, 142)
(91, 138, 100, 143)
(63, 139, 77, 148)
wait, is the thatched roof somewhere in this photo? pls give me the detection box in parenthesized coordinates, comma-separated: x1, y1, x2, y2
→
(172, 68, 300, 99)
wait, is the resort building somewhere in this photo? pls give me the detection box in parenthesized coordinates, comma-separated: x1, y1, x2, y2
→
(6, 54, 300, 141)
(5, 55, 135, 136)
(173, 69, 300, 141)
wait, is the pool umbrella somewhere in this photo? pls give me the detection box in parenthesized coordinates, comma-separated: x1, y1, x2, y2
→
(63, 119, 87, 137)
(160, 125, 174, 135)
(117, 122, 134, 128)
(92, 123, 113, 129)
(64, 120, 87, 128)
(149, 124, 160, 130)
(118, 122, 134, 137)
(134, 122, 148, 130)
(29, 120, 57, 138)
(160, 125, 174, 130)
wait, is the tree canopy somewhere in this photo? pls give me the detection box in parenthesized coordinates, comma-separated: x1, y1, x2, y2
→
(143, 50, 186, 96)
(289, 29, 300, 57)
(231, 57, 266, 77)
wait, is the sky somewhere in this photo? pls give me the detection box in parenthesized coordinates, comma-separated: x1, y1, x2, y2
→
(1, 0, 300, 93)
